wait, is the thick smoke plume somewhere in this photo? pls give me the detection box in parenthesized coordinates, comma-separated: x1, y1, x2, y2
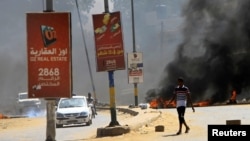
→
(154, 0, 250, 103)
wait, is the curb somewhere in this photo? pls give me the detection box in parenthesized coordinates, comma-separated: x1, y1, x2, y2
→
(96, 107, 161, 138)
(117, 107, 139, 116)
(127, 110, 162, 131)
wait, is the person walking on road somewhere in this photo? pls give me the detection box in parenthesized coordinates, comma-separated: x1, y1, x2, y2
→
(168, 77, 195, 135)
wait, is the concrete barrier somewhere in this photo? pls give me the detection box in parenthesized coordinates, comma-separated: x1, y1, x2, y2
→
(155, 125, 165, 132)
(117, 108, 139, 116)
(96, 125, 130, 137)
(96, 106, 139, 116)
(226, 120, 241, 125)
(95, 107, 161, 138)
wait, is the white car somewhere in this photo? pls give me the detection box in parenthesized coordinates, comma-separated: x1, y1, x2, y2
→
(138, 103, 148, 109)
(56, 95, 92, 128)
(16, 92, 42, 116)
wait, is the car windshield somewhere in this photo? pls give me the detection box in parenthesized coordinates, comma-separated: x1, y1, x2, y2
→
(59, 98, 87, 108)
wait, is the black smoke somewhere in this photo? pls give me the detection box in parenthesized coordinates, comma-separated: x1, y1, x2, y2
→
(149, 0, 250, 104)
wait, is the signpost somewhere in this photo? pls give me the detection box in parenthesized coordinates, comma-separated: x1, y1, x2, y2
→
(26, 1, 72, 140)
(92, 2, 125, 126)
(127, 52, 144, 107)
(130, 0, 141, 106)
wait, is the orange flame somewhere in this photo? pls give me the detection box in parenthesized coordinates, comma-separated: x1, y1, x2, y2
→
(150, 97, 214, 109)
(193, 99, 211, 107)
(149, 98, 176, 108)
(230, 90, 237, 101)
(228, 89, 237, 104)
(0, 113, 9, 119)
(149, 99, 158, 108)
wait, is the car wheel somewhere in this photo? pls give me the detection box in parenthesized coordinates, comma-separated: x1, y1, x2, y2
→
(56, 124, 63, 128)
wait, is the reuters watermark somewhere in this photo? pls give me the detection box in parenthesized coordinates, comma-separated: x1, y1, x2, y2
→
(208, 125, 250, 140)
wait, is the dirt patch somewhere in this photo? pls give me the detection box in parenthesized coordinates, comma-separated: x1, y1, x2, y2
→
(0, 117, 45, 132)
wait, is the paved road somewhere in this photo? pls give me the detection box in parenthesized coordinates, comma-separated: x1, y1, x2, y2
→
(87, 104, 250, 141)
(0, 112, 111, 141)
(126, 104, 250, 141)
(1, 105, 249, 141)
(161, 104, 250, 141)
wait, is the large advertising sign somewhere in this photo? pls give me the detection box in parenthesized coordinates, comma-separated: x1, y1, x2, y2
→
(92, 11, 125, 72)
(127, 52, 144, 83)
(26, 12, 72, 98)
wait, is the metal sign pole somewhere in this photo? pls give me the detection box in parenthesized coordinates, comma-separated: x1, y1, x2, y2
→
(104, 0, 119, 126)
(131, 0, 138, 107)
(45, 99, 56, 141)
(44, 0, 56, 141)
(108, 70, 119, 126)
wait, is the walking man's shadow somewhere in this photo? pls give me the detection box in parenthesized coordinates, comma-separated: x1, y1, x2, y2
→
(162, 132, 187, 137)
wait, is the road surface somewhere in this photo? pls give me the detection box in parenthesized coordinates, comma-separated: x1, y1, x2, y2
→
(0, 110, 113, 141)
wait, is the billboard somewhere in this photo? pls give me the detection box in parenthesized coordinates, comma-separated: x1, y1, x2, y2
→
(127, 52, 144, 83)
(26, 12, 72, 98)
(92, 11, 125, 72)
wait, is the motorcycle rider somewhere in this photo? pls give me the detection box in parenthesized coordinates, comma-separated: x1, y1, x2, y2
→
(87, 92, 97, 115)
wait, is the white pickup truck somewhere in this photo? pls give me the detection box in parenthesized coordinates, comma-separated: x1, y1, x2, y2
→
(16, 92, 42, 117)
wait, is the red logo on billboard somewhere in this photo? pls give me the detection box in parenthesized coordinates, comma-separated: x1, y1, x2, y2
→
(41, 25, 57, 47)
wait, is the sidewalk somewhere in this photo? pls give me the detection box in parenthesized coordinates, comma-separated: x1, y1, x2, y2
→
(94, 106, 161, 138)
(118, 107, 161, 130)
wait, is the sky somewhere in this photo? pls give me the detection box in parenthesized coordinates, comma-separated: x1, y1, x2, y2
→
(0, 0, 117, 114)
(3, 0, 246, 114)
(1, 0, 164, 114)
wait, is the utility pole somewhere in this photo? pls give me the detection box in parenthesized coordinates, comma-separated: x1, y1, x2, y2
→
(44, 0, 56, 141)
(75, 0, 97, 103)
(131, 0, 138, 107)
(160, 21, 164, 65)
